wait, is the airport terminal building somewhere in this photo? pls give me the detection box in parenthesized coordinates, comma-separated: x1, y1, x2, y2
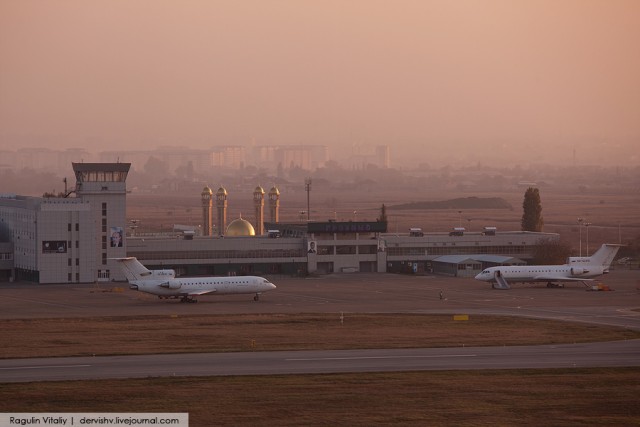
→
(0, 163, 557, 284)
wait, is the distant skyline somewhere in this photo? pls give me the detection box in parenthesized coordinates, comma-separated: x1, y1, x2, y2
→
(1, 1, 638, 167)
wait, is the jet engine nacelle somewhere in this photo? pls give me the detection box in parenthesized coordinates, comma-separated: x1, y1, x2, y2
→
(159, 280, 182, 289)
(570, 267, 589, 276)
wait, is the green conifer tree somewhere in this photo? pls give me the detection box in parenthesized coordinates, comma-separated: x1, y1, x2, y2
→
(521, 187, 544, 232)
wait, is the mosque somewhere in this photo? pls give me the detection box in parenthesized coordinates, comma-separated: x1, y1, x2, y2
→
(0, 162, 558, 284)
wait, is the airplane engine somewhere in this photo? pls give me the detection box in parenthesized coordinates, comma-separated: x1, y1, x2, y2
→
(570, 268, 589, 276)
(160, 281, 182, 289)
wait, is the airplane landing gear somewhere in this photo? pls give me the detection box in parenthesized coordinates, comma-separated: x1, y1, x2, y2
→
(180, 296, 198, 303)
(254, 293, 260, 301)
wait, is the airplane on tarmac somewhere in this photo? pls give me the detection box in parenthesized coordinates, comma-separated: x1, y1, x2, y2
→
(474, 244, 621, 289)
(114, 257, 276, 303)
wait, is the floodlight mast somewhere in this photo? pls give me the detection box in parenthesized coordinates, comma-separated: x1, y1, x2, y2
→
(585, 222, 592, 255)
(578, 217, 584, 257)
(305, 177, 312, 221)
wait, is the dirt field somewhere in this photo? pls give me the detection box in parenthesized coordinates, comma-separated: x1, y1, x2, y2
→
(2, 368, 639, 426)
(2, 313, 639, 359)
(1, 309, 640, 425)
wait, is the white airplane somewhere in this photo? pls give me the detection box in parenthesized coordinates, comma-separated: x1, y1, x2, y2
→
(474, 244, 621, 289)
(114, 257, 276, 303)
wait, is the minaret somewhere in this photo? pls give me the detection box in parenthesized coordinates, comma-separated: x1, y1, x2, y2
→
(253, 185, 265, 235)
(268, 185, 280, 223)
(216, 186, 228, 236)
(201, 186, 213, 236)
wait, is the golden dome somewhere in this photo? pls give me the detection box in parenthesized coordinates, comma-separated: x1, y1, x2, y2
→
(216, 186, 227, 195)
(254, 186, 265, 194)
(268, 186, 280, 195)
(225, 216, 256, 237)
(201, 186, 213, 195)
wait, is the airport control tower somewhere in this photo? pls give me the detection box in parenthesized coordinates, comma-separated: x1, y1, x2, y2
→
(72, 162, 130, 281)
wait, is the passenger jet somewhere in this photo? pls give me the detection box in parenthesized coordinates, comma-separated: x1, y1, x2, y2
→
(115, 257, 276, 303)
(474, 244, 621, 289)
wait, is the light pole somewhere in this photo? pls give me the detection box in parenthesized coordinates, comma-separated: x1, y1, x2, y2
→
(577, 217, 584, 256)
(585, 222, 592, 255)
(305, 177, 312, 222)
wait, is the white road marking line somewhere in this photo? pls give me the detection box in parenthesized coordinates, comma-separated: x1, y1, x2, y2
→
(0, 364, 91, 370)
(287, 354, 477, 361)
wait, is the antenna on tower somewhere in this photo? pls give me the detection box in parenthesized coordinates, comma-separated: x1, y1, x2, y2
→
(62, 177, 75, 197)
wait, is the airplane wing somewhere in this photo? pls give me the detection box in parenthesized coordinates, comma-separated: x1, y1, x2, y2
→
(185, 289, 218, 296)
(533, 275, 594, 282)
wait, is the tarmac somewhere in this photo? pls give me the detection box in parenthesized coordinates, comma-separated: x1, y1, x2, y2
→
(1, 269, 639, 330)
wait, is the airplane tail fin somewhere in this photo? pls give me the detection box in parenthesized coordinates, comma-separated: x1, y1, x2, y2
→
(113, 257, 152, 282)
(589, 244, 622, 269)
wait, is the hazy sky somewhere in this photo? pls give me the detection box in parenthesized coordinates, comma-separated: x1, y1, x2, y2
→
(1, 1, 639, 166)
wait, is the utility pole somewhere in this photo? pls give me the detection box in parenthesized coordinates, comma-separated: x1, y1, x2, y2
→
(305, 177, 312, 221)
(577, 217, 584, 257)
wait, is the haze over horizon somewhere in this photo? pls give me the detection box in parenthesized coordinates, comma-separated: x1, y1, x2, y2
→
(1, 1, 638, 167)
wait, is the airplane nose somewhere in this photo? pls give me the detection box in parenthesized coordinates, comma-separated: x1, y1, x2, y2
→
(269, 283, 276, 290)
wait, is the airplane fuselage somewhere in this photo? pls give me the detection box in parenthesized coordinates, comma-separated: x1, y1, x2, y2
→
(130, 276, 276, 297)
(114, 257, 276, 302)
(474, 265, 605, 283)
(474, 244, 620, 289)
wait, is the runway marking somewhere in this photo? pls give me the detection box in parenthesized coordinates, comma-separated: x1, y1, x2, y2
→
(616, 308, 640, 316)
(286, 354, 477, 361)
(0, 364, 91, 370)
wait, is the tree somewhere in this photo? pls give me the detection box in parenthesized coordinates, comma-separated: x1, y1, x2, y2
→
(521, 187, 544, 232)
